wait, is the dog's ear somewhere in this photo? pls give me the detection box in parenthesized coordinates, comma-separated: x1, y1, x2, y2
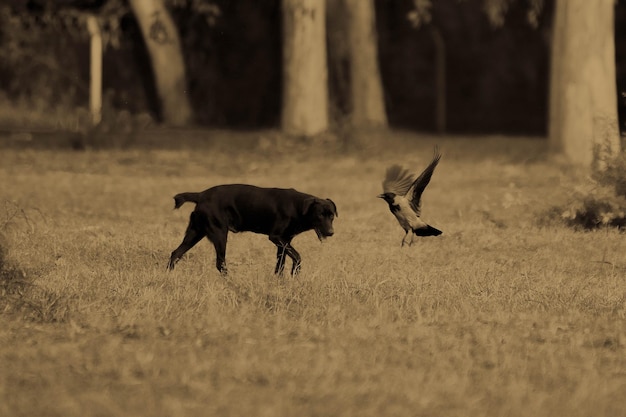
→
(326, 199, 338, 217)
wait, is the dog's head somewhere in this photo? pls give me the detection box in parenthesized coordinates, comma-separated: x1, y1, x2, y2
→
(303, 198, 338, 241)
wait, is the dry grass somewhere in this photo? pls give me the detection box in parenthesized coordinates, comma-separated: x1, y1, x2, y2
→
(1, 130, 625, 417)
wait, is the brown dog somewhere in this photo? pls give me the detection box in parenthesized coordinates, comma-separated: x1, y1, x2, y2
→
(168, 184, 337, 275)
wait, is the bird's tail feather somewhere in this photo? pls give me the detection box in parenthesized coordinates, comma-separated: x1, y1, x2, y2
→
(414, 225, 442, 236)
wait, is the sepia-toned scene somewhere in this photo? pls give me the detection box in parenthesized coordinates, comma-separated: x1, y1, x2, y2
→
(1, 0, 626, 416)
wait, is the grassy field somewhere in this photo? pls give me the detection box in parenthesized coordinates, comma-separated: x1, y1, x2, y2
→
(1, 130, 625, 417)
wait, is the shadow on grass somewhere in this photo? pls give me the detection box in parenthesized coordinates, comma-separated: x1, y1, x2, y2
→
(0, 125, 548, 162)
(1, 208, 72, 323)
(0, 242, 72, 323)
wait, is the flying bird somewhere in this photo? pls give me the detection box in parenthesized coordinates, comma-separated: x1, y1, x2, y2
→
(378, 146, 443, 247)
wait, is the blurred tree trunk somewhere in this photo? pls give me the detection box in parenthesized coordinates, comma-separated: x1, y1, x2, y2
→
(326, 0, 387, 128)
(549, 0, 620, 168)
(282, 0, 328, 136)
(344, 0, 387, 128)
(129, 0, 192, 126)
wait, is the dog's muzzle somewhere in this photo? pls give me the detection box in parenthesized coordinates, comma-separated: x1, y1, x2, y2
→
(315, 228, 334, 241)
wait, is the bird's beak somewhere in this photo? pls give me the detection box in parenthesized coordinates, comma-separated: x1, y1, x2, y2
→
(377, 194, 384, 199)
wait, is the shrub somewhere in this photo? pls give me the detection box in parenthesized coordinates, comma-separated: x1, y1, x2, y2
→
(560, 153, 626, 229)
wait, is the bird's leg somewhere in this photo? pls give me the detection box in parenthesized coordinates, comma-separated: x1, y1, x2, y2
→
(401, 230, 409, 247)
(408, 230, 415, 247)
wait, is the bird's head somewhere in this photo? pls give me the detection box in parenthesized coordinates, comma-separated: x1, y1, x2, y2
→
(377, 192, 396, 204)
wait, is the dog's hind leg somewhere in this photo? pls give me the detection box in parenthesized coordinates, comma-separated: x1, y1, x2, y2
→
(207, 227, 228, 275)
(168, 213, 206, 270)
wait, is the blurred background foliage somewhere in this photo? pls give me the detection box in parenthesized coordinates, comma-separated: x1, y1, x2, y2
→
(0, 0, 625, 135)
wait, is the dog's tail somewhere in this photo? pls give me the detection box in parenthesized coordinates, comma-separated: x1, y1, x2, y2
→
(173, 192, 201, 209)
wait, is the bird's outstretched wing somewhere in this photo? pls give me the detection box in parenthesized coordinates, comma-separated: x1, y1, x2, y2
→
(382, 164, 416, 195)
(407, 146, 442, 214)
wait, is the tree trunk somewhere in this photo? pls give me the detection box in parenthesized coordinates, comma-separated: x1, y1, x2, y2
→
(549, 0, 620, 168)
(129, 0, 192, 126)
(344, 0, 387, 128)
(282, 0, 328, 136)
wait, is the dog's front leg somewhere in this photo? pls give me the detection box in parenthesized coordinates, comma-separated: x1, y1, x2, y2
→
(275, 245, 288, 275)
(271, 236, 300, 275)
(288, 244, 302, 275)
